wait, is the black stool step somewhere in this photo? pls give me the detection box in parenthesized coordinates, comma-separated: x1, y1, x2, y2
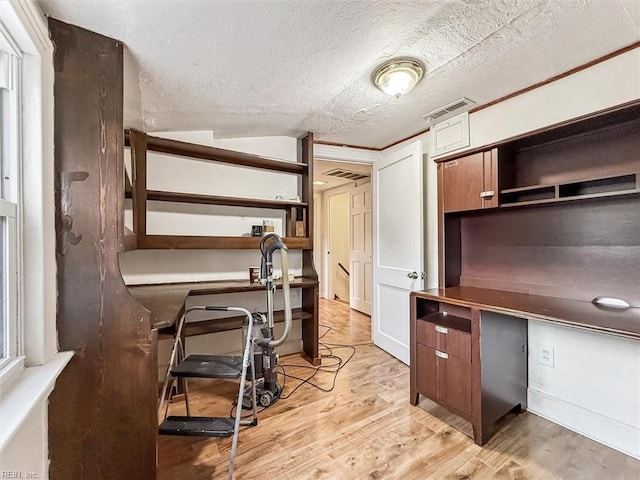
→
(171, 354, 242, 379)
(159, 416, 235, 437)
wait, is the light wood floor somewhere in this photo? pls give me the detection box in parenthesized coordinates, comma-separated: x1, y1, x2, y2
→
(158, 299, 640, 479)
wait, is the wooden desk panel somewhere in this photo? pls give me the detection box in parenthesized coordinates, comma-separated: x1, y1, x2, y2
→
(413, 286, 640, 339)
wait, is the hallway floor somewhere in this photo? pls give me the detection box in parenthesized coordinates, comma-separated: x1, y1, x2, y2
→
(157, 299, 640, 479)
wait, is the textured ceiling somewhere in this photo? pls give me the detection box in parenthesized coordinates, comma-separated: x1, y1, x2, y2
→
(39, 0, 640, 149)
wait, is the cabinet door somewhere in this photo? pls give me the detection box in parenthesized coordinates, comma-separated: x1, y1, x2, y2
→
(443, 354, 472, 418)
(442, 150, 498, 212)
(481, 149, 498, 209)
(416, 344, 438, 401)
(443, 153, 484, 212)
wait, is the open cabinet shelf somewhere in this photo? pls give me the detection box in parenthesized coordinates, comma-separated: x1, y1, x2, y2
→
(125, 130, 307, 173)
(126, 129, 315, 249)
(500, 172, 639, 207)
(141, 190, 308, 209)
(124, 129, 320, 363)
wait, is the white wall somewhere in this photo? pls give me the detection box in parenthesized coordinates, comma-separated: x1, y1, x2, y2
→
(313, 192, 324, 297)
(328, 191, 350, 301)
(455, 47, 640, 458)
(123, 46, 142, 130)
(528, 321, 640, 459)
(467, 49, 640, 151)
(0, 399, 47, 477)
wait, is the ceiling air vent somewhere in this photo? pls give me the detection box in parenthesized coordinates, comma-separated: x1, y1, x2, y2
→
(323, 168, 369, 181)
(422, 97, 475, 125)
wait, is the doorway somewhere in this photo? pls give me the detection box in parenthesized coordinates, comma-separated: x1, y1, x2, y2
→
(313, 159, 373, 316)
(329, 192, 350, 302)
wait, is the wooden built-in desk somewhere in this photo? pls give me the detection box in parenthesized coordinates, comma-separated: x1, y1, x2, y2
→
(128, 277, 320, 363)
(410, 286, 640, 446)
(415, 286, 640, 339)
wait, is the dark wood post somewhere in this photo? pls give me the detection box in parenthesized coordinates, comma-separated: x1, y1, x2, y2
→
(48, 19, 156, 479)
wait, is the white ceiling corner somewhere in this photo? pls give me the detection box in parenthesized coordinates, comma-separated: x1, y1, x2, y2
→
(38, 0, 640, 149)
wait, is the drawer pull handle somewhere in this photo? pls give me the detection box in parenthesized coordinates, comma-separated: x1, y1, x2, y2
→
(435, 350, 449, 359)
(435, 325, 448, 334)
(480, 190, 495, 198)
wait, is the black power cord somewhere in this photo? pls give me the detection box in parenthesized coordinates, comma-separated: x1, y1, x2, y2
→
(230, 323, 363, 416)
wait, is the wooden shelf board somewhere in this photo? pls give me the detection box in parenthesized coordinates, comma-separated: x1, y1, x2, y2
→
(558, 187, 640, 202)
(500, 187, 640, 208)
(142, 235, 311, 250)
(500, 172, 637, 195)
(185, 277, 319, 295)
(144, 190, 308, 209)
(413, 286, 640, 339)
(500, 184, 556, 194)
(183, 308, 312, 336)
(560, 172, 637, 186)
(128, 277, 319, 330)
(125, 130, 307, 174)
(418, 311, 472, 334)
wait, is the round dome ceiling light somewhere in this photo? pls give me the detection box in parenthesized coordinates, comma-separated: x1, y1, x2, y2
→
(373, 57, 424, 99)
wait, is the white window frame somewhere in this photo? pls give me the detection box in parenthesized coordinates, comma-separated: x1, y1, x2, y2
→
(0, 26, 23, 382)
(0, 0, 72, 461)
(0, 202, 18, 368)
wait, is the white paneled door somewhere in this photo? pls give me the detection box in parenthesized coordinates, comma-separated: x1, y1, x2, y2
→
(349, 182, 372, 315)
(373, 140, 424, 364)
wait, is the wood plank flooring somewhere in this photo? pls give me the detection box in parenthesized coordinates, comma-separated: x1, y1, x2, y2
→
(158, 299, 640, 479)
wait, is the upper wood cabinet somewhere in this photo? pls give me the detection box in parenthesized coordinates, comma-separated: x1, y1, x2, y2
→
(442, 149, 498, 213)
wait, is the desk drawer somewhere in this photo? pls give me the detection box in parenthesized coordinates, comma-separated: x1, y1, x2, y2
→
(416, 319, 437, 348)
(443, 327, 471, 362)
(416, 320, 471, 362)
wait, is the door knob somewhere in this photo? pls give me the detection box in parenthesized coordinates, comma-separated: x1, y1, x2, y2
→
(407, 271, 418, 279)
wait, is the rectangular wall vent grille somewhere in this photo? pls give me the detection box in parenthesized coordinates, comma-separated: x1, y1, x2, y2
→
(323, 169, 369, 181)
(422, 97, 475, 125)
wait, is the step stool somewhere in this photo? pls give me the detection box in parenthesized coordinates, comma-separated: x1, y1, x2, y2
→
(158, 306, 260, 479)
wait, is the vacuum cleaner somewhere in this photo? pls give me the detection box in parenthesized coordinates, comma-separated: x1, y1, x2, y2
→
(245, 232, 292, 408)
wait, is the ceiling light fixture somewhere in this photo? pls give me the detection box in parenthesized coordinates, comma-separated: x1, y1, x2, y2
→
(373, 57, 424, 99)
(313, 180, 327, 186)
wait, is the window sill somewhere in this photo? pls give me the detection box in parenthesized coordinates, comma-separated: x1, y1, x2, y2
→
(0, 351, 73, 452)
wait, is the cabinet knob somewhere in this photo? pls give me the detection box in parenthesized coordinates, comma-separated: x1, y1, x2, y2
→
(480, 190, 495, 198)
(407, 271, 419, 279)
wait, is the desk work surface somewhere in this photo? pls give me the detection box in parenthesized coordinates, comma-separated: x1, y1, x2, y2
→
(413, 286, 640, 339)
(128, 277, 319, 330)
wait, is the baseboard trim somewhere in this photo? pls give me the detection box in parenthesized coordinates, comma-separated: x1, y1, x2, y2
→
(527, 388, 640, 459)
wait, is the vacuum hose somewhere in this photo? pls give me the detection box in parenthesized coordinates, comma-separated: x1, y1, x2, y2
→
(269, 248, 291, 347)
(258, 234, 292, 348)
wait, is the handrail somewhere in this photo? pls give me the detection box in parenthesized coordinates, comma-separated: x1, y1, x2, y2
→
(338, 262, 350, 276)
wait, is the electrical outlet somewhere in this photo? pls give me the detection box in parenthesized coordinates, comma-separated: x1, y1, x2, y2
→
(537, 344, 554, 367)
